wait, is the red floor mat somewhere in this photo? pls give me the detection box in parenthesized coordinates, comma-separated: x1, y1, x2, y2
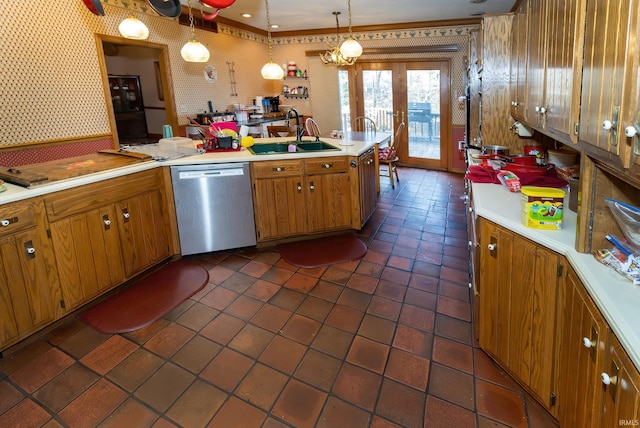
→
(78, 259, 208, 334)
(276, 234, 367, 268)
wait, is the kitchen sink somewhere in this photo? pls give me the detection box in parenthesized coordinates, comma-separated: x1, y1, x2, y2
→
(248, 140, 340, 155)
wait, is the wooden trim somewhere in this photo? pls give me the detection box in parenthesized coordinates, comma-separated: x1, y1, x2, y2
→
(306, 45, 460, 57)
(211, 17, 481, 38)
(0, 134, 113, 152)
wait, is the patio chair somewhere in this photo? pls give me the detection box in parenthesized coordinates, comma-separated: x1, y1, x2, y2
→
(267, 126, 298, 138)
(305, 118, 321, 137)
(379, 122, 404, 189)
(352, 116, 377, 133)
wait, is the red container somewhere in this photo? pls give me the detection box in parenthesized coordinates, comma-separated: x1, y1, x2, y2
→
(504, 163, 554, 176)
(510, 154, 538, 166)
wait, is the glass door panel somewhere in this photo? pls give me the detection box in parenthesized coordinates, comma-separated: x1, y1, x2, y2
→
(360, 69, 394, 133)
(407, 69, 441, 160)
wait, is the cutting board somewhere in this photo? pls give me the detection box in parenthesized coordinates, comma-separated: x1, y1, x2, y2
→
(0, 151, 152, 188)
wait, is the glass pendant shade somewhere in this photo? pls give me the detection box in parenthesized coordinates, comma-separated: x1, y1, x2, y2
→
(340, 37, 362, 58)
(181, 40, 210, 62)
(261, 60, 284, 80)
(119, 17, 149, 40)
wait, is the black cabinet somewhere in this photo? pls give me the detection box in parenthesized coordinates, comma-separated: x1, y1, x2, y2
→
(109, 75, 148, 140)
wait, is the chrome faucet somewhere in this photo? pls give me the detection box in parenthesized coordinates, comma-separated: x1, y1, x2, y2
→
(287, 107, 304, 141)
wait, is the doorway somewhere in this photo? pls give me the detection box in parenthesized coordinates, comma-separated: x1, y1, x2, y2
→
(96, 35, 178, 147)
(348, 60, 451, 169)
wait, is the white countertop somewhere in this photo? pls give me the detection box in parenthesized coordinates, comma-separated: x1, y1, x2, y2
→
(0, 134, 389, 205)
(472, 182, 640, 371)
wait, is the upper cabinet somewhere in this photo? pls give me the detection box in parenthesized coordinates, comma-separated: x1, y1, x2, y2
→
(509, 2, 528, 121)
(469, 15, 519, 149)
(579, 0, 640, 177)
(511, 0, 587, 145)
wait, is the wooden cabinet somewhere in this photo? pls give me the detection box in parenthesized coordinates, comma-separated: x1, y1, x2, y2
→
(305, 158, 352, 233)
(478, 217, 561, 410)
(555, 265, 607, 427)
(358, 148, 377, 226)
(579, 0, 640, 175)
(0, 198, 62, 350)
(251, 157, 354, 242)
(469, 15, 519, 149)
(513, 0, 586, 144)
(600, 330, 640, 426)
(509, 1, 528, 121)
(251, 160, 306, 242)
(109, 75, 148, 140)
(45, 169, 172, 312)
(556, 264, 640, 427)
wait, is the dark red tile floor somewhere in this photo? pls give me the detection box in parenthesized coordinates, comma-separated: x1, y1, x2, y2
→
(0, 168, 558, 428)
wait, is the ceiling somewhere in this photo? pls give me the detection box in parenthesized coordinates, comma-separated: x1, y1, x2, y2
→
(185, 0, 518, 33)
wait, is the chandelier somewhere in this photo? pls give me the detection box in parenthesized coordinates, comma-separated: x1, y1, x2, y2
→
(181, 0, 210, 62)
(320, 12, 356, 66)
(261, 0, 285, 79)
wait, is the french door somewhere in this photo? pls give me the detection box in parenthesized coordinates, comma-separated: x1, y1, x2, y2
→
(349, 60, 451, 169)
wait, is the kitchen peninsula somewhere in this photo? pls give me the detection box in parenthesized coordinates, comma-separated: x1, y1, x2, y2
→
(0, 132, 389, 352)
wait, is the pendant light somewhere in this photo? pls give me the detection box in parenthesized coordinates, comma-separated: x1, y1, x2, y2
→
(261, 0, 284, 80)
(181, 0, 210, 63)
(320, 12, 356, 66)
(118, 16, 149, 40)
(339, 0, 362, 58)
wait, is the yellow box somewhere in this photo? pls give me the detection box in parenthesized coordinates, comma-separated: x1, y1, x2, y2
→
(521, 186, 566, 229)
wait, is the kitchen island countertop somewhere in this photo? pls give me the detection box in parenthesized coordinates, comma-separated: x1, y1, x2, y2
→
(0, 133, 390, 205)
(472, 182, 640, 372)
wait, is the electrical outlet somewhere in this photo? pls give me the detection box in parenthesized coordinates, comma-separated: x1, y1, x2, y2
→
(180, 104, 188, 113)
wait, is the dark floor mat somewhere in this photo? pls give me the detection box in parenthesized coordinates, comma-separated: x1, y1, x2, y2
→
(78, 259, 208, 334)
(276, 234, 367, 268)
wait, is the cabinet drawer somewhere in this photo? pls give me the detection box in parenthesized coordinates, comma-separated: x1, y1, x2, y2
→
(44, 169, 162, 222)
(0, 199, 37, 237)
(252, 160, 303, 179)
(305, 158, 349, 174)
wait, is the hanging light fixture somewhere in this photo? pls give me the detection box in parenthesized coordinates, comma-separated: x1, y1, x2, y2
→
(181, 0, 210, 63)
(119, 16, 149, 40)
(261, 0, 284, 79)
(320, 12, 356, 66)
(339, 0, 362, 58)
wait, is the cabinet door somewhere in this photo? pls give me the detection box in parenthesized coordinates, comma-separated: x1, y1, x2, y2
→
(50, 205, 125, 311)
(556, 265, 606, 427)
(580, 0, 639, 164)
(306, 172, 352, 233)
(0, 229, 60, 347)
(543, 0, 587, 144)
(253, 176, 306, 241)
(117, 189, 170, 278)
(478, 218, 560, 409)
(509, 2, 528, 121)
(359, 150, 377, 225)
(524, 0, 547, 128)
(600, 332, 640, 426)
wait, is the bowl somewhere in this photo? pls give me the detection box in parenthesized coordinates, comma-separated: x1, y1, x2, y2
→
(547, 149, 578, 168)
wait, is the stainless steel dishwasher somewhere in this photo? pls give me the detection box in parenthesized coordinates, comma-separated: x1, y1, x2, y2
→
(170, 163, 256, 255)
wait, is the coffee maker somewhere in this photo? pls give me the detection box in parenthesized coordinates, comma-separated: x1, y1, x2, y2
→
(264, 96, 280, 113)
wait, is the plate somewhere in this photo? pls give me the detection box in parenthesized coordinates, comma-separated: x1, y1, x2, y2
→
(146, 0, 181, 18)
(82, 0, 105, 16)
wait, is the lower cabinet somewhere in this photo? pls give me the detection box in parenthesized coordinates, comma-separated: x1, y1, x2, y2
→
(45, 169, 172, 312)
(477, 216, 640, 425)
(358, 148, 377, 226)
(0, 198, 62, 350)
(251, 157, 353, 242)
(478, 217, 561, 411)
(556, 265, 640, 426)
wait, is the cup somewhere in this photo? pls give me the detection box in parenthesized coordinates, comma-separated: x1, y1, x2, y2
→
(162, 125, 173, 139)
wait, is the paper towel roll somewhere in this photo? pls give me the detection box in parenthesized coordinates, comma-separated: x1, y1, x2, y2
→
(239, 125, 249, 138)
